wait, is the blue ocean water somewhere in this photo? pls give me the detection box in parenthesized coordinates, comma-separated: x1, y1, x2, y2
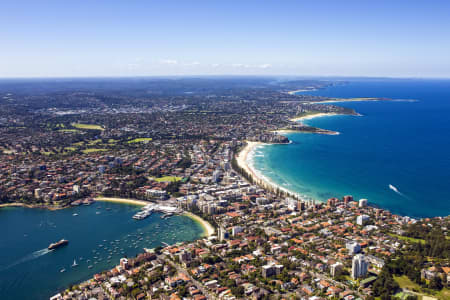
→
(252, 79, 450, 217)
(0, 202, 204, 300)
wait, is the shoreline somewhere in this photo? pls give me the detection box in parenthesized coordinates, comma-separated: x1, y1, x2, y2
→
(241, 111, 353, 203)
(236, 141, 306, 201)
(286, 89, 315, 95)
(95, 197, 215, 237)
(0, 202, 32, 208)
(289, 112, 350, 122)
(182, 212, 215, 237)
(1, 197, 215, 238)
(272, 128, 340, 135)
(0, 202, 67, 210)
(95, 196, 150, 207)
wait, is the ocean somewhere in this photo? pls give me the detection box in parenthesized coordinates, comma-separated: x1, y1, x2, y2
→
(0, 202, 204, 300)
(250, 79, 450, 218)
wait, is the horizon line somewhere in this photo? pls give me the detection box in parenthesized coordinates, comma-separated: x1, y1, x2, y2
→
(1, 74, 450, 80)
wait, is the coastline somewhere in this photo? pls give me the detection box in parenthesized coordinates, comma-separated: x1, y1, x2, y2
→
(236, 141, 306, 200)
(1, 197, 215, 238)
(182, 212, 215, 237)
(286, 89, 315, 95)
(0, 202, 66, 210)
(95, 197, 214, 237)
(240, 111, 354, 203)
(0, 202, 32, 209)
(95, 196, 149, 207)
(273, 128, 340, 135)
(289, 112, 348, 122)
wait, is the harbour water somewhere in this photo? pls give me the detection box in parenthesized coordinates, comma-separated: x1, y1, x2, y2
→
(250, 79, 450, 218)
(0, 202, 204, 300)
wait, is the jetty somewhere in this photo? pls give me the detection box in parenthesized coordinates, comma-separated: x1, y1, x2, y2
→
(132, 203, 180, 220)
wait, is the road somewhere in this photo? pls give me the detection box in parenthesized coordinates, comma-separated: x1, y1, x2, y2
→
(158, 254, 218, 300)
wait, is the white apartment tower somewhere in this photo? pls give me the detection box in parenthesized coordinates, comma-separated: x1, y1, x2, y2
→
(352, 254, 369, 279)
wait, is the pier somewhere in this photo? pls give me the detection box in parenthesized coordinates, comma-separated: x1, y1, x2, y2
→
(132, 203, 181, 220)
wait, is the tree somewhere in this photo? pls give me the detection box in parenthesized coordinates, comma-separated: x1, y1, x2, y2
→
(231, 285, 244, 297)
(372, 264, 399, 297)
(428, 276, 443, 290)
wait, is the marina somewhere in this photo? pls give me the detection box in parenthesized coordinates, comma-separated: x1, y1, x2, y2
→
(0, 201, 204, 300)
(132, 203, 180, 220)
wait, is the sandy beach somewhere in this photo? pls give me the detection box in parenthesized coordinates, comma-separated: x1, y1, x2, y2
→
(95, 196, 150, 206)
(0, 202, 31, 208)
(287, 89, 310, 95)
(236, 141, 304, 200)
(236, 141, 264, 186)
(289, 112, 344, 122)
(0, 202, 66, 210)
(95, 197, 214, 237)
(182, 212, 215, 237)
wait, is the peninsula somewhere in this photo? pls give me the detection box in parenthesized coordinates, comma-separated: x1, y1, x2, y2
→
(0, 78, 447, 300)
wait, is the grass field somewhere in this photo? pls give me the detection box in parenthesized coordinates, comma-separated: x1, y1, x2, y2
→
(389, 233, 425, 244)
(127, 137, 153, 143)
(82, 148, 108, 154)
(154, 176, 182, 182)
(395, 275, 421, 291)
(394, 275, 450, 300)
(58, 129, 80, 133)
(72, 123, 104, 131)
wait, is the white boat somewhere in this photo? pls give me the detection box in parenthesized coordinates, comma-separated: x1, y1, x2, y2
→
(72, 213, 78, 216)
(71, 259, 78, 267)
(60, 268, 66, 273)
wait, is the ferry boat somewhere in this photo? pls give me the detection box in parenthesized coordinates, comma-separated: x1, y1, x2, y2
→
(48, 239, 69, 250)
(132, 208, 153, 220)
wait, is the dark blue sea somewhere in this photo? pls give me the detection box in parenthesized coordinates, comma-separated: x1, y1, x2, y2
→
(251, 79, 450, 218)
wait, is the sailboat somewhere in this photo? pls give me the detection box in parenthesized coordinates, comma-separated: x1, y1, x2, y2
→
(71, 259, 78, 267)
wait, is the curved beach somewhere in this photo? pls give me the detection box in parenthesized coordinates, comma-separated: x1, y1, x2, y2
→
(289, 112, 345, 123)
(236, 141, 305, 200)
(95, 197, 215, 237)
(182, 212, 215, 237)
(95, 196, 150, 206)
(237, 111, 348, 202)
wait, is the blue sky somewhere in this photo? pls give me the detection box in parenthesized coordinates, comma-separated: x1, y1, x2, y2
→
(1, 0, 450, 78)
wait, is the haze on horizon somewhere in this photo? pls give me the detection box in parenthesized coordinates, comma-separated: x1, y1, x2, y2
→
(1, 0, 450, 79)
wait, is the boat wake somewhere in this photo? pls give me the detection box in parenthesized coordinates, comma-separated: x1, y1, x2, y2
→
(0, 248, 51, 271)
(388, 184, 409, 199)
